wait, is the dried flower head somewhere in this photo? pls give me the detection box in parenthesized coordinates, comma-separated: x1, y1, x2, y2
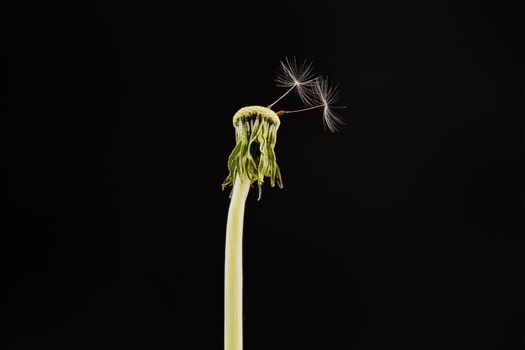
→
(223, 58, 346, 199)
(222, 106, 283, 200)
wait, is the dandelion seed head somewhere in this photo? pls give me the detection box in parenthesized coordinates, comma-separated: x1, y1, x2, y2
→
(232, 106, 280, 128)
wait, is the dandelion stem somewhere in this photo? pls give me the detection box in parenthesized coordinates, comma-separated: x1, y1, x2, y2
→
(225, 175, 251, 350)
(280, 104, 324, 115)
(278, 105, 346, 117)
(267, 85, 296, 109)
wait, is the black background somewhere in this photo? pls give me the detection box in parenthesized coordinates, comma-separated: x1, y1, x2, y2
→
(1, 0, 523, 349)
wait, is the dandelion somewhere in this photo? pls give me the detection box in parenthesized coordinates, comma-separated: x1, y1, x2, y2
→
(222, 58, 345, 350)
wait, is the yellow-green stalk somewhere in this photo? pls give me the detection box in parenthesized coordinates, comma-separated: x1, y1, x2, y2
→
(222, 57, 344, 350)
(222, 106, 282, 350)
(223, 175, 249, 350)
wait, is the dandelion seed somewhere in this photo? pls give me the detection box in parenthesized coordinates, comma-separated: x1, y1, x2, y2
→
(270, 57, 318, 108)
(268, 57, 345, 132)
(314, 77, 345, 132)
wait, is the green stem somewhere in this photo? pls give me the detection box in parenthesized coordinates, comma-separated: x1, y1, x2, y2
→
(225, 175, 250, 350)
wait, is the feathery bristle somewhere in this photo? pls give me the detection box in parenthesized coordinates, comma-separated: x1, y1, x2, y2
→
(274, 57, 318, 107)
(314, 77, 345, 132)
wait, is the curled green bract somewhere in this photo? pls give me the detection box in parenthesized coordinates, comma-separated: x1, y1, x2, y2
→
(222, 106, 283, 200)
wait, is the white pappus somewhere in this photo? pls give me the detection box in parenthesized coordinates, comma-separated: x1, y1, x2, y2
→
(268, 56, 345, 133)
